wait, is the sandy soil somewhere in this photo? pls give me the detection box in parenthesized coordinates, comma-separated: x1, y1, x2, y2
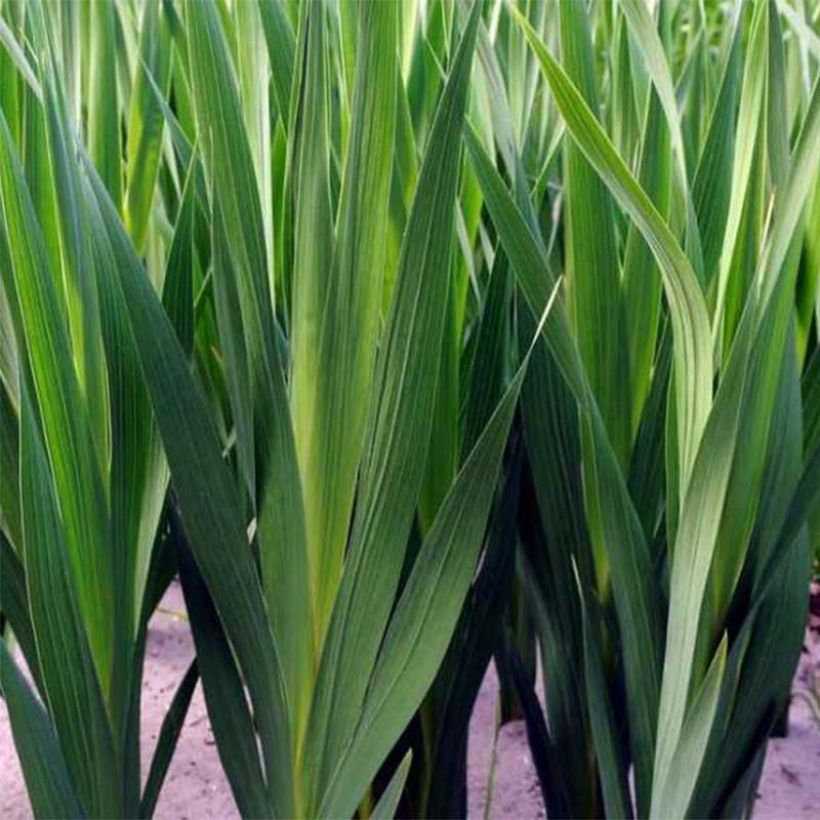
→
(1, 581, 818, 819)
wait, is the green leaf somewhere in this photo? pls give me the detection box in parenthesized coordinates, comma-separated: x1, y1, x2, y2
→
(35, 54, 111, 476)
(0, 380, 21, 550)
(19, 385, 118, 816)
(419, 278, 459, 531)
(691, 12, 743, 284)
(257, 0, 296, 126)
(515, 8, 713, 493)
(86, 162, 293, 817)
(518, 309, 594, 817)
(161, 158, 197, 357)
(651, 638, 727, 818)
(288, 0, 333, 432)
(577, 571, 633, 820)
(0, 532, 42, 692)
(185, 0, 310, 741)
(235, 0, 274, 286)
(371, 751, 412, 820)
(466, 122, 662, 815)
(713, 0, 769, 344)
(0, 108, 113, 691)
(463, 125, 583, 396)
(504, 631, 568, 818)
(318, 279, 558, 819)
(0, 12, 41, 100)
(0, 642, 83, 819)
(304, 7, 481, 811)
(139, 660, 199, 819)
(623, 89, 671, 437)
(462, 252, 512, 457)
(425, 435, 523, 819)
(617, 0, 704, 276)
(124, 0, 173, 252)
(88, 0, 122, 210)
(301, 0, 397, 642)
(558, 0, 630, 467)
(654, 77, 820, 802)
(174, 523, 269, 819)
(286, 3, 334, 636)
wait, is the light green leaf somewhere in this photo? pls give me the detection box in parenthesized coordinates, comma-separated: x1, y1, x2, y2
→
(304, 6, 481, 811)
(185, 0, 310, 738)
(299, 0, 398, 643)
(558, 0, 630, 467)
(319, 279, 559, 819)
(19, 385, 118, 816)
(124, 0, 173, 251)
(515, 7, 712, 496)
(371, 751, 412, 820)
(0, 108, 113, 691)
(651, 638, 727, 818)
(88, 0, 122, 210)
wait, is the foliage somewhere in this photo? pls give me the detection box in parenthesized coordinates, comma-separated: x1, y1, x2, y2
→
(0, 1, 818, 819)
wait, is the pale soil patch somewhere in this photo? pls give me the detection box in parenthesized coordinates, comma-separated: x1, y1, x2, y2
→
(754, 595, 820, 820)
(1, 581, 818, 819)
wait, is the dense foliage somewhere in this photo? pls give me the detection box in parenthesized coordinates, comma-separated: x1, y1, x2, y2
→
(0, 0, 818, 818)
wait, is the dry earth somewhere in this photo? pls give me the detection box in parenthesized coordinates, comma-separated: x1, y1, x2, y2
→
(2, 581, 818, 819)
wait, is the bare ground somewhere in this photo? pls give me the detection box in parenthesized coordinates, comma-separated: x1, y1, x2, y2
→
(2, 581, 818, 819)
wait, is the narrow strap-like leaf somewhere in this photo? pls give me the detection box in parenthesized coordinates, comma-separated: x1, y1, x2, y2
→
(623, 88, 671, 438)
(185, 0, 311, 735)
(257, 0, 296, 126)
(466, 122, 662, 812)
(173, 519, 270, 819)
(317, 282, 559, 818)
(36, 16, 111, 479)
(304, 8, 481, 810)
(691, 11, 743, 283)
(0, 106, 113, 692)
(297, 0, 398, 651)
(86, 162, 292, 817)
(371, 751, 412, 820)
(712, 0, 769, 346)
(426, 436, 522, 819)
(125, 0, 173, 252)
(515, 9, 712, 493)
(0, 642, 84, 819)
(503, 633, 569, 819)
(618, 0, 704, 276)
(654, 78, 820, 801)
(19, 385, 119, 817)
(0, 380, 21, 550)
(0, 531, 42, 693)
(651, 638, 727, 818)
(289, 0, 334, 513)
(576, 573, 633, 819)
(87, 0, 122, 210)
(558, 0, 630, 467)
(139, 659, 199, 819)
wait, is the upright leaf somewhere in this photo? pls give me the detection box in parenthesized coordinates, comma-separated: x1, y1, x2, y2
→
(559, 0, 630, 467)
(88, 0, 122, 210)
(124, 0, 173, 251)
(304, 8, 481, 810)
(318, 282, 555, 818)
(87, 165, 293, 817)
(185, 0, 310, 735)
(19, 386, 118, 816)
(299, 0, 397, 643)
(0, 643, 83, 820)
(0, 110, 112, 689)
